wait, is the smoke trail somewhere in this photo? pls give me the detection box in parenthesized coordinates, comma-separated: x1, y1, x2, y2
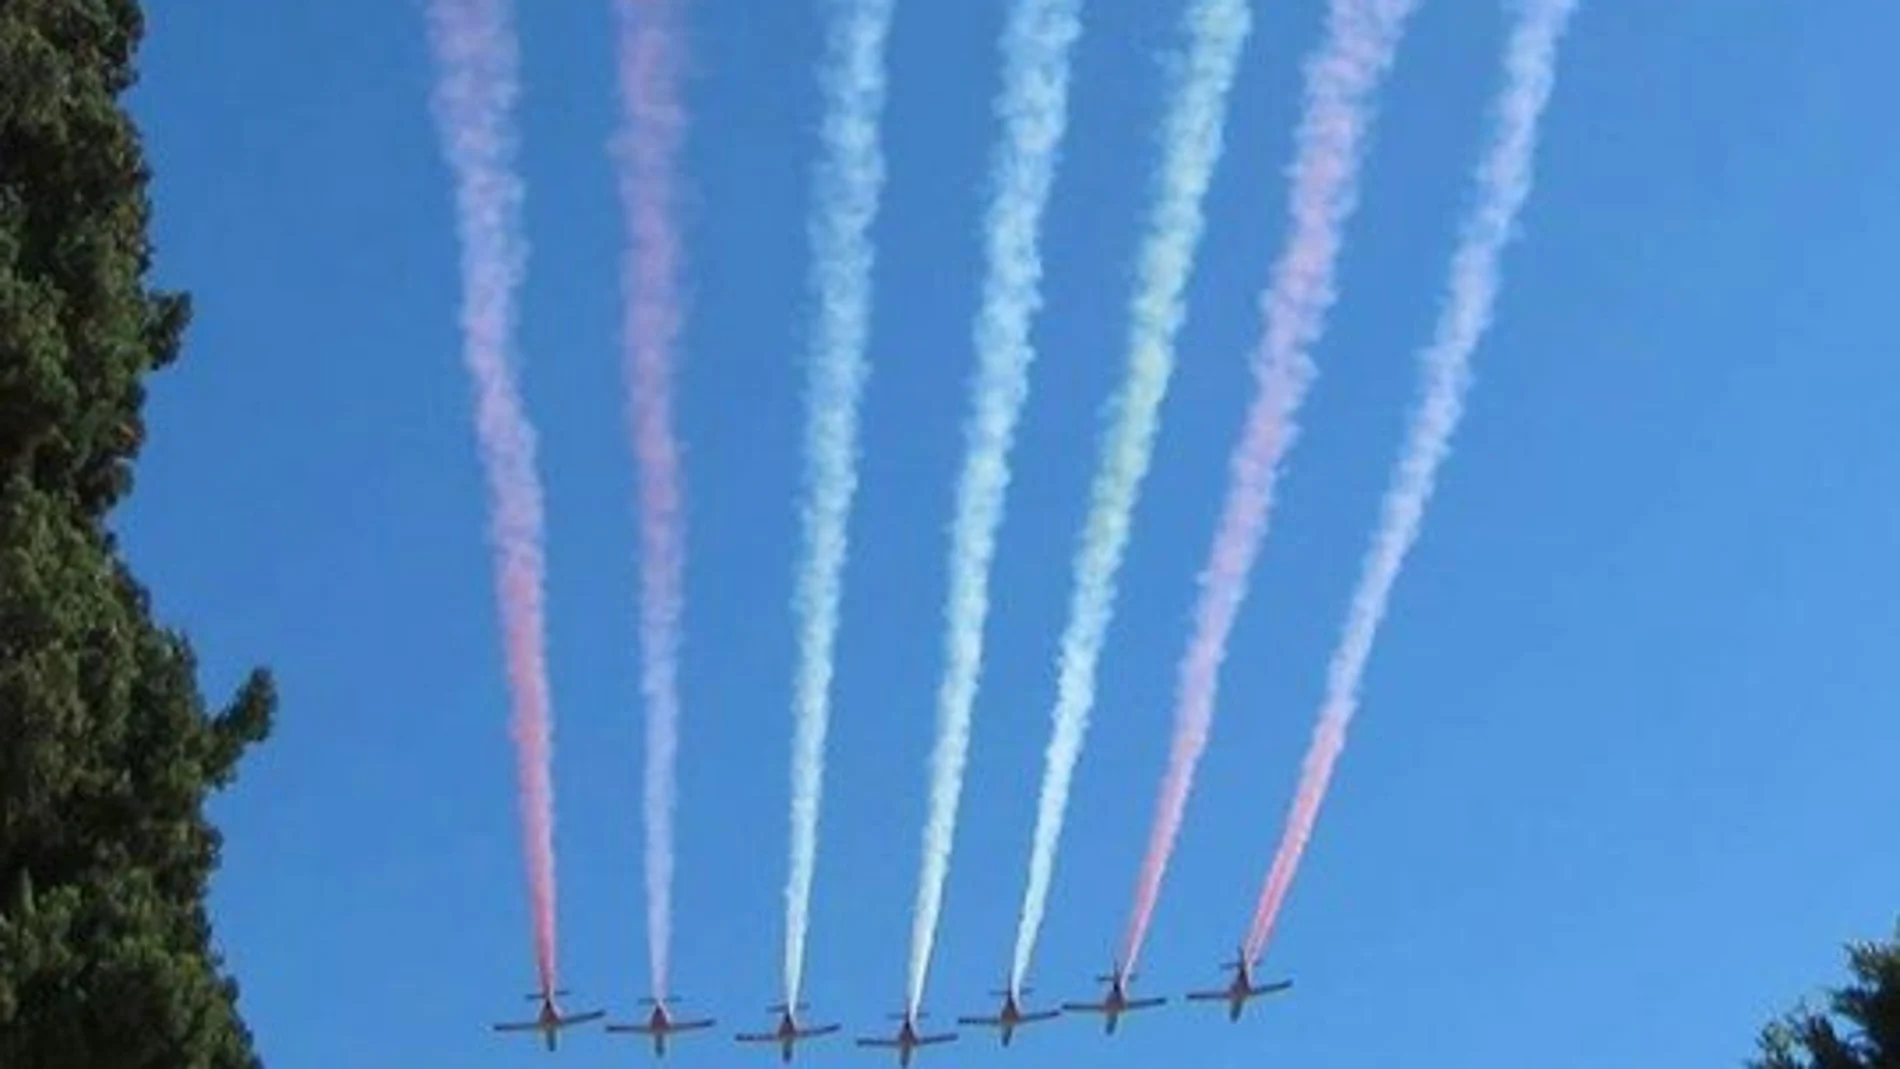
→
(612, 0, 687, 999)
(906, 0, 1084, 1015)
(1246, 0, 1579, 964)
(1120, 0, 1419, 973)
(423, 0, 558, 993)
(785, 0, 896, 1009)
(1010, 0, 1251, 995)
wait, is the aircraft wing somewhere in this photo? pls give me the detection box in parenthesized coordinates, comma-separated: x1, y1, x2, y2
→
(559, 1010, 606, 1025)
(1250, 980, 1293, 996)
(734, 1032, 778, 1043)
(1018, 1010, 1060, 1023)
(1060, 1001, 1112, 1013)
(794, 1024, 841, 1038)
(955, 1015, 1004, 1026)
(492, 1022, 541, 1032)
(674, 1018, 715, 1031)
(1185, 990, 1229, 1002)
(917, 1033, 957, 1045)
(1124, 997, 1166, 1011)
(855, 1039, 902, 1049)
(604, 1023, 657, 1034)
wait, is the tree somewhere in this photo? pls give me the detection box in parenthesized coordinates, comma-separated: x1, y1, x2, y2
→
(0, 2, 277, 1066)
(1751, 921, 1900, 1069)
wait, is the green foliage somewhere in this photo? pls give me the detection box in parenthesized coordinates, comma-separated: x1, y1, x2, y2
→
(1750, 921, 1900, 1069)
(0, 1, 276, 1065)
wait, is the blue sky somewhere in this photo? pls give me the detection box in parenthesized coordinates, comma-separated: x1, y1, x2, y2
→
(118, 0, 1898, 1065)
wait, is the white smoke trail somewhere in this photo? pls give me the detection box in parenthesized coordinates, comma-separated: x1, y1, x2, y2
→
(906, 0, 1085, 1016)
(1247, 0, 1580, 962)
(611, 0, 688, 999)
(1010, 0, 1252, 994)
(785, 0, 896, 1010)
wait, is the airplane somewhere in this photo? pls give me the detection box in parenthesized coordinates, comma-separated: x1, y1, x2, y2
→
(1184, 947, 1293, 1022)
(492, 988, 607, 1052)
(734, 1002, 841, 1063)
(604, 996, 715, 1057)
(1061, 960, 1166, 1035)
(956, 983, 1060, 1047)
(855, 1009, 957, 1067)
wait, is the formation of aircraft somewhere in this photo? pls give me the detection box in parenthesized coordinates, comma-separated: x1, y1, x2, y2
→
(490, 989, 605, 1052)
(855, 1010, 957, 1067)
(491, 953, 1292, 1054)
(1060, 959, 1166, 1035)
(1184, 946, 1295, 1022)
(603, 996, 714, 1057)
(956, 984, 1060, 1046)
(733, 1002, 842, 1063)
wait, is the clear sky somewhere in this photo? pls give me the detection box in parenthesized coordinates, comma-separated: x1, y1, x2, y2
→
(118, 1, 1897, 1066)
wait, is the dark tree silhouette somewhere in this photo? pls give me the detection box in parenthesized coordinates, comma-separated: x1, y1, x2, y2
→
(1751, 921, 1900, 1069)
(1, 2, 276, 1065)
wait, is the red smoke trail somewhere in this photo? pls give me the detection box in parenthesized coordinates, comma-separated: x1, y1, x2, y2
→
(1118, 0, 1418, 973)
(424, 0, 559, 993)
(1244, 0, 1578, 964)
(613, 0, 688, 1000)
(1244, 714, 1343, 960)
